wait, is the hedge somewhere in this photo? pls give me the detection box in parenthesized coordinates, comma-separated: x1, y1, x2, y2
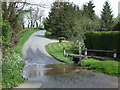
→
(85, 31, 120, 57)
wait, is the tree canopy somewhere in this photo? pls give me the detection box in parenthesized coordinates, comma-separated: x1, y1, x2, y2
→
(44, 1, 100, 41)
(44, 1, 80, 39)
(100, 1, 113, 31)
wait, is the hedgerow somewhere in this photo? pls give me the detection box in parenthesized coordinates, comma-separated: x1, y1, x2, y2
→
(85, 31, 120, 58)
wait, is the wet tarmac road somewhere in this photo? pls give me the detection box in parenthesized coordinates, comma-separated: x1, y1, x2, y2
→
(17, 30, 118, 88)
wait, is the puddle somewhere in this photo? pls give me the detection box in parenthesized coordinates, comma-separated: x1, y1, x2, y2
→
(44, 64, 81, 75)
(21, 63, 118, 88)
(22, 63, 82, 79)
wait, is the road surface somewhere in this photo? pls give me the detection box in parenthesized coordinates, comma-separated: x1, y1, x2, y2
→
(16, 30, 118, 88)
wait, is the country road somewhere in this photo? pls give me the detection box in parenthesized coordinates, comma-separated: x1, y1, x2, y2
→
(16, 30, 118, 88)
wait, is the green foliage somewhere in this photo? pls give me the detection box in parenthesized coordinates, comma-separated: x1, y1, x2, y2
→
(85, 31, 120, 57)
(69, 41, 85, 54)
(100, 1, 113, 31)
(44, 1, 101, 41)
(15, 29, 39, 56)
(113, 20, 120, 31)
(2, 20, 11, 48)
(45, 31, 59, 39)
(44, 1, 80, 39)
(2, 29, 39, 88)
(1, 10, 4, 14)
(83, 0, 95, 20)
(2, 48, 25, 88)
(82, 58, 120, 77)
(72, 12, 101, 41)
(16, 28, 36, 42)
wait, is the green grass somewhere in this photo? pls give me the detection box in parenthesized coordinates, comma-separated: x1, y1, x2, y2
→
(0, 60, 2, 89)
(46, 42, 74, 63)
(46, 42, 120, 77)
(2, 29, 39, 88)
(15, 29, 39, 56)
(82, 58, 120, 77)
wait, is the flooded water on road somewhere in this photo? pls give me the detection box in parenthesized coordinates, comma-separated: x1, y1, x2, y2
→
(22, 63, 118, 88)
(22, 63, 81, 80)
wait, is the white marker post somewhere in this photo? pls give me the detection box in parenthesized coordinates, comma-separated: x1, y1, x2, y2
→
(79, 42, 82, 66)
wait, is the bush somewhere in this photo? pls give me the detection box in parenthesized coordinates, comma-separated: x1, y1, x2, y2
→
(2, 20, 11, 49)
(113, 21, 120, 31)
(45, 31, 59, 39)
(85, 31, 120, 57)
(69, 41, 85, 54)
(2, 48, 25, 88)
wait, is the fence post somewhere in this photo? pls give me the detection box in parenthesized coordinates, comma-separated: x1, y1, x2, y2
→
(79, 42, 82, 66)
(63, 47, 66, 56)
(113, 49, 117, 60)
(85, 48, 87, 58)
(79, 42, 82, 56)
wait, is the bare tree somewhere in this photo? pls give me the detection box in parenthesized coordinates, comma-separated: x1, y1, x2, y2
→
(26, 6, 45, 28)
(2, 0, 47, 45)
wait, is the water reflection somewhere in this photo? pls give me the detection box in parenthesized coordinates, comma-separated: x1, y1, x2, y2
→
(22, 63, 81, 79)
(22, 63, 118, 88)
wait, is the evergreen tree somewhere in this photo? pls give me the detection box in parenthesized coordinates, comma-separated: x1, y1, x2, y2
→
(83, 0, 95, 20)
(113, 20, 120, 31)
(44, 1, 80, 38)
(100, 1, 113, 31)
(82, 1, 100, 31)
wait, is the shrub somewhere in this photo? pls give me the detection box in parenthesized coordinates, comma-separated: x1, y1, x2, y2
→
(85, 31, 120, 57)
(2, 20, 11, 49)
(2, 29, 38, 88)
(69, 41, 85, 54)
(113, 21, 120, 31)
(2, 48, 25, 88)
(45, 31, 59, 39)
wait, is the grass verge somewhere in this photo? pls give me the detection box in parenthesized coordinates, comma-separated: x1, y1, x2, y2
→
(15, 29, 39, 56)
(2, 29, 39, 88)
(82, 58, 120, 77)
(46, 42, 120, 77)
(46, 42, 73, 63)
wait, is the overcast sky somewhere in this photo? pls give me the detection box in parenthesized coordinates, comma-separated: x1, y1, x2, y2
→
(26, 0, 120, 18)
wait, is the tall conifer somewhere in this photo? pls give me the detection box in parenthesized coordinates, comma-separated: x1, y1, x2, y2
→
(101, 1, 113, 31)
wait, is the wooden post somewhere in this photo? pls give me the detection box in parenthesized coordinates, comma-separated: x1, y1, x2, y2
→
(85, 48, 87, 58)
(79, 42, 82, 66)
(79, 42, 82, 55)
(63, 47, 66, 56)
(113, 49, 117, 60)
